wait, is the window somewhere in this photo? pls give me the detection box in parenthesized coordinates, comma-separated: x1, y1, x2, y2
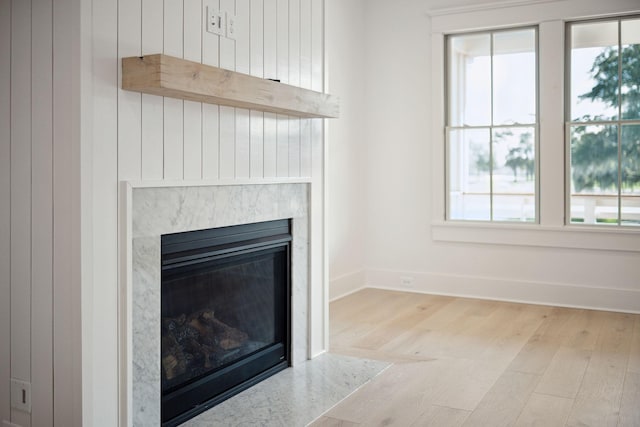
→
(446, 28, 538, 222)
(567, 17, 640, 226)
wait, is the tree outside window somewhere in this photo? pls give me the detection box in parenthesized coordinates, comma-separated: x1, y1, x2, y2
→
(568, 17, 640, 226)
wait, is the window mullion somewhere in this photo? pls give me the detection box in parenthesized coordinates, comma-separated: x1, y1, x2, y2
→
(490, 33, 495, 221)
(617, 19, 623, 225)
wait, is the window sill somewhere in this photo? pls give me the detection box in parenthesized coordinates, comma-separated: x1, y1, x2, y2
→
(432, 221, 640, 252)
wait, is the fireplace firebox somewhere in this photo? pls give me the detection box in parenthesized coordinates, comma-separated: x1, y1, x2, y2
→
(160, 219, 292, 426)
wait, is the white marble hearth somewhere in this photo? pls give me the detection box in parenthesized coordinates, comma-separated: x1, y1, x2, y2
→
(127, 183, 312, 426)
(184, 353, 389, 426)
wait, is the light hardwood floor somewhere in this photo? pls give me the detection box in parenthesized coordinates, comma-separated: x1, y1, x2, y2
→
(311, 289, 640, 427)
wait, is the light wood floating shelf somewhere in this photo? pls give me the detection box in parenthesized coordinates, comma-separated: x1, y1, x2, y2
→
(122, 54, 339, 118)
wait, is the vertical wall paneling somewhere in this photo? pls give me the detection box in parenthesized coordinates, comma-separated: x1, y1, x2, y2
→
(263, 0, 277, 81)
(202, 104, 221, 179)
(92, 0, 119, 422)
(248, 0, 263, 78)
(288, 0, 300, 87)
(141, 0, 164, 181)
(276, 0, 289, 177)
(0, 0, 11, 423)
(263, 114, 278, 177)
(183, 0, 203, 180)
(299, 0, 312, 176)
(10, 1, 32, 425)
(299, 0, 311, 90)
(235, 0, 251, 179)
(235, 106, 251, 178)
(276, 0, 289, 84)
(116, 1, 142, 422)
(288, 0, 301, 176)
(249, 0, 264, 178)
(219, 0, 236, 179)
(309, 0, 325, 357)
(289, 119, 301, 177)
(310, 0, 322, 93)
(249, 110, 265, 178)
(277, 119, 290, 177)
(3, 0, 328, 424)
(219, 101, 237, 178)
(31, 0, 54, 423)
(300, 119, 312, 177)
(53, 0, 82, 422)
(263, 0, 278, 177)
(90, 0, 326, 422)
(202, 0, 221, 179)
(163, 0, 185, 180)
(118, 0, 142, 181)
(249, 110, 264, 178)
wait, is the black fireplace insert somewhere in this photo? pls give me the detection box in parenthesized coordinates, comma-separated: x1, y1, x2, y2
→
(160, 219, 292, 426)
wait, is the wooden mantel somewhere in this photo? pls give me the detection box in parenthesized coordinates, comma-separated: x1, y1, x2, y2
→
(121, 54, 339, 119)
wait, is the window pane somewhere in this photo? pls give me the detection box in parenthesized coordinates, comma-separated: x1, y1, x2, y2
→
(570, 125, 619, 224)
(448, 129, 491, 220)
(492, 128, 536, 221)
(448, 34, 491, 126)
(622, 19, 640, 120)
(493, 29, 537, 125)
(570, 21, 619, 122)
(621, 125, 640, 225)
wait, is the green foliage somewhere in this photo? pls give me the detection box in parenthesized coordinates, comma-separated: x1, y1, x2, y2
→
(504, 132, 534, 182)
(571, 125, 618, 191)
(572, 44, 640, 192)
(579, 45, 640, 120)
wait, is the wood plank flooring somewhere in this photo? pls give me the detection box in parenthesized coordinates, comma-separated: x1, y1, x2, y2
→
(310, 289, 640, 427)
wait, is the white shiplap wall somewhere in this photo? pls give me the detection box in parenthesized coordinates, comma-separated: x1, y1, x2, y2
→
(0, 0, 11, 423)
(93, 0, 326, 426)
(2, 0, 83, 425)
(115, 0, 320, 184)
(1, 0, 326, 426)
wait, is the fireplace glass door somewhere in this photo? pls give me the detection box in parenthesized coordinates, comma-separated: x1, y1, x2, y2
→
(160, 219, 291, 426)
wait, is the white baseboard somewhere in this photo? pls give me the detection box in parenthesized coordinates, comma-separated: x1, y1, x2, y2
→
(329, 270, 367, 302)
(365, 268, 640, 314)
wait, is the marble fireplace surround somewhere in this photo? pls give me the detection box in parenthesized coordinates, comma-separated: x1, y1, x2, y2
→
(125, 182, 312, 426)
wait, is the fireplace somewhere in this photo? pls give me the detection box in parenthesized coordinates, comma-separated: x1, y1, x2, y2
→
(128, 183, 310, 426)
(160, 219, 292, 426)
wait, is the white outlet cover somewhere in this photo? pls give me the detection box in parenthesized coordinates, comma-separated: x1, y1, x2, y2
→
(10, 379, 31, 413)
(226, 12, 237, 40)
(206, 6, 224, 36)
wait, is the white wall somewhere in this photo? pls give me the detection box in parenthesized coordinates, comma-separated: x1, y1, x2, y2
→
(354, 0, 640, 311)
(89, 0, 327, 426)
(3, 0, 327, 426)
(1, 0, 84, 426)
(325, 0, 368, 300)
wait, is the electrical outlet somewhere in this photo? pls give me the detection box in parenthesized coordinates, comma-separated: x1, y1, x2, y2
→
(400, 276, 414, 288)
(206, 6, 224, 36)
(226, 12, 237, 40)
(10, 379, 31, 413)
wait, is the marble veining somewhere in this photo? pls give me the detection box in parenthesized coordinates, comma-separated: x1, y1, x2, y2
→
(183, 353, 390, 427)
(130, 184, 310, 426)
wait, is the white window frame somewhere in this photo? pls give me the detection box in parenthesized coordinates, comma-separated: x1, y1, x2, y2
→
(565, 15, 640, 227)
(430, 0, 640, 252)
(445, 26, 540, 223)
